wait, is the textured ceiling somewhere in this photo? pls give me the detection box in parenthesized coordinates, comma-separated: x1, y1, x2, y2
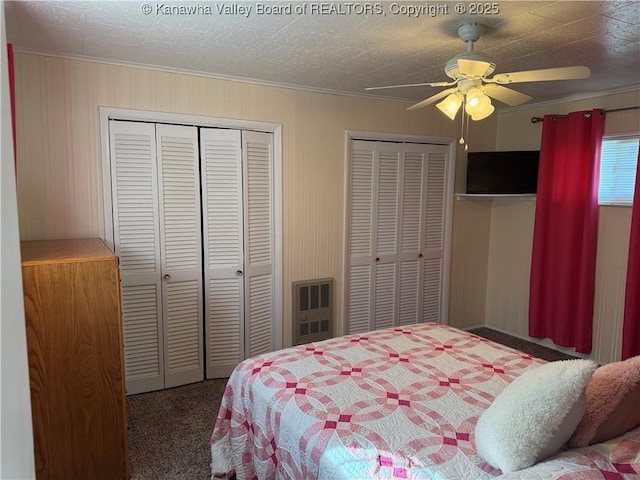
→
(5, 1, 640, 109)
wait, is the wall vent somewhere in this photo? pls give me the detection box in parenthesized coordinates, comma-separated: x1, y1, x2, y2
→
(293, 278, 333, 346)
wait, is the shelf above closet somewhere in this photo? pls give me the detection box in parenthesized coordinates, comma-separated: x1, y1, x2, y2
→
(456, 193, 536, 201)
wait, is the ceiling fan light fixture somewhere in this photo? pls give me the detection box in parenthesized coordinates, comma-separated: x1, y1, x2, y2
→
(436, 93, 463, 120)
(465, 88, 491, 114)
(470, 103, 495, 121)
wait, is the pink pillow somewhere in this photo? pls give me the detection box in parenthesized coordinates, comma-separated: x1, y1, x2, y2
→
(568, 354, 640, 448)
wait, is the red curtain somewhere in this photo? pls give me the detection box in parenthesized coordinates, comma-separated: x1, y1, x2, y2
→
(622, 148, 640, 360)
(529, 109, 604, 354)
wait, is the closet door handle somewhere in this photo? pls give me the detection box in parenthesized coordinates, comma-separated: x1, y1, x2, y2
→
(418, 253, 423, 258)
(375, 257, 380, 262)
(236, 270, 243, 276)
(163, 274, 171, 280)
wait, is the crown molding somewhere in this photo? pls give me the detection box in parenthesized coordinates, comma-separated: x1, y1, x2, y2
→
(498, 84, 640, 114)
(13, 47, 413, 105)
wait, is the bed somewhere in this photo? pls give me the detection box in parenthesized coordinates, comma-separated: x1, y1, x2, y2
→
(210, 323, 640, 479)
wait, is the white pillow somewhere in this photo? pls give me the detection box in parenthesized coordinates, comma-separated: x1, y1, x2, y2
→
(475, 359, 598, 473)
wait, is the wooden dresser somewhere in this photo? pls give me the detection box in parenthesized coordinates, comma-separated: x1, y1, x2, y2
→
(21, 238, 129, 480)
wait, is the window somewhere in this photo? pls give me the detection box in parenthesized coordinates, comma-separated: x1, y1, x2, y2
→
(598, 136, 640, 205)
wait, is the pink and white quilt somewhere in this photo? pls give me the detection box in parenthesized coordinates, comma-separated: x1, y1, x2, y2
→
(210, 323, 640, 479)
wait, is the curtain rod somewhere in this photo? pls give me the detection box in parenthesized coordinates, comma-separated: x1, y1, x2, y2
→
(530, 106, 640, 123)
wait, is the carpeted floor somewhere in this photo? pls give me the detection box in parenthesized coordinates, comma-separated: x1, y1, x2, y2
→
(126, 327, 577, 479)
(127, 378, 227, 480)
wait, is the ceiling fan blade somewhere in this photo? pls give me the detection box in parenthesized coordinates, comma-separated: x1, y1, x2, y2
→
(457, 59, 493, 77)
(483, 84, 532, 106)
(490, 66, 591, 84)
(365, 80, 456, 91)
(407, 88, 458, 111)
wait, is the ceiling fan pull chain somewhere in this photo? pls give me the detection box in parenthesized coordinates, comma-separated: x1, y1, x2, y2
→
(465, 110, 470, 151)
(459, 98, 465, 145)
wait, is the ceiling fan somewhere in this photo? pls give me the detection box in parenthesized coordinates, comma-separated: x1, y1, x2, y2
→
(365, 23, 591, 120)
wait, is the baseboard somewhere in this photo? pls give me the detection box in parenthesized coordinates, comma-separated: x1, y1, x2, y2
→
(459, 324, 487, 332)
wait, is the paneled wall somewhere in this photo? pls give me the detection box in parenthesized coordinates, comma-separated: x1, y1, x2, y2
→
(448, 116, 498, 330)
(14, 52, 497, 345)
(484, 198, 536, 336)
(489, 89, 640, 364)
(448, 198, 493, 330)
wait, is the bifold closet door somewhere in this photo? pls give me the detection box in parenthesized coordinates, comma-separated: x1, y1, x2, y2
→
(201, 129, 275, 377)
(201, 128, 245, 379)
(420, 144, 449, 324)
(110, 120, 204, 394)
(242, 130, 275, 358)
(156, 124, 204, 389)
(110, 120, 164, 395)
(397, 143, 449, 326)
(345, 140, 450, 335)
(396, 143, 424, 327)
(346, 141, 402, 333)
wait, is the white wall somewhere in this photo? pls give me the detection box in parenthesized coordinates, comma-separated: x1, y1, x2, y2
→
(0, 2, 35, 478)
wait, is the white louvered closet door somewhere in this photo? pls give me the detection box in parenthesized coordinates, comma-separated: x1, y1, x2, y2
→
(397, 144, 426, 326)
(345, 141, 402, 334)
(242, 131, 275, 357)
(155, 124, 204, 389)
(109, 120, 164, 395)
(345, 140, 451, 334)
(346, 141, 375, 334)
(422, 145, 450, 323)
(200, 128, 245, 379)
(374, 145, 402, 331)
